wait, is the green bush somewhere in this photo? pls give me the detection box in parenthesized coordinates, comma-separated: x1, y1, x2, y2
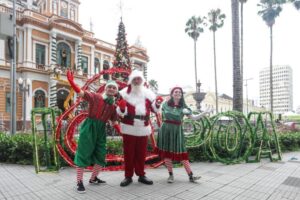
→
(2, 131, 300, 165)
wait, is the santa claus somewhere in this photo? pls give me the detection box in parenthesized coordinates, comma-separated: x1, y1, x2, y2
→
(117, 70, 163, 187)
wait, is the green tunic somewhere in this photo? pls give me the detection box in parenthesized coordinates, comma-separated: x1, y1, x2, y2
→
(157, 102, 190, 161)
(74, 118, 107, 167)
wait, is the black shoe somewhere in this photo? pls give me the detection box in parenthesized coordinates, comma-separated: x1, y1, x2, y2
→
(189, 172, 201, 183)
(120, 177, 133, 187)
(138, 176, 153, 185)
(89, 177, 106, 185)
(76, 181, 86, 194)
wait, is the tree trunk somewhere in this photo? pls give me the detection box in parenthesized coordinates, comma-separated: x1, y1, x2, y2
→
(270, 25, 273, 113)
(240, 2, 244, 94)
(213, 31, 219, 113)
(232, 0, 243, 112)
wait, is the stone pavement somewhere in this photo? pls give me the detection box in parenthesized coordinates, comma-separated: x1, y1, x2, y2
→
(1, 152, 300, 200)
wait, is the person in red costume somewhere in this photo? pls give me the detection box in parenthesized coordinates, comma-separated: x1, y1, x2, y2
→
(66, 70, 121, 194)
(116, 70, 163, 187)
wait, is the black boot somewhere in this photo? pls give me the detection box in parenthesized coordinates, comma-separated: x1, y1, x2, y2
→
(120, 177, 133, 187)
(138, 176, 153, 185)
(76, 180, 86, 193)
(189, 172, 201, 183)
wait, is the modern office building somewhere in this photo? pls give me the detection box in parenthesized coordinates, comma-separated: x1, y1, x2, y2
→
(259, 65, 293, 115)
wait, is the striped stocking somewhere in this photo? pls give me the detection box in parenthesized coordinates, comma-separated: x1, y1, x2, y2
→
(181, 160, 192, 175)
(90, 164, 101, 180)
(164, 158, 173, 173)
(76, 167, 84, 183)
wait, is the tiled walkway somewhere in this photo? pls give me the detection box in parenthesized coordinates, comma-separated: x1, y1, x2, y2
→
(1, 152, 300, 200)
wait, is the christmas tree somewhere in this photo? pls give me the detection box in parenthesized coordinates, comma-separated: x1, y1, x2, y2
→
(112, 19, 131, 81)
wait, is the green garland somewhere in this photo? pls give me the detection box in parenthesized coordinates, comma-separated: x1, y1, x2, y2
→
(184, 111, 282, 164)
(31, 108, 60, 173)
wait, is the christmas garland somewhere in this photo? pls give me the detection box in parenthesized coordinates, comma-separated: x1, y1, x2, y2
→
(184, 111, 282, 164)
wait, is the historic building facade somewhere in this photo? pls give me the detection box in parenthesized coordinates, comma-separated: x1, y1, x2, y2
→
(0, 0, 149, 131)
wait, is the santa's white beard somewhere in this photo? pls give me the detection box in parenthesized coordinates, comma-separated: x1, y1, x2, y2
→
(131, 84, 143, 95)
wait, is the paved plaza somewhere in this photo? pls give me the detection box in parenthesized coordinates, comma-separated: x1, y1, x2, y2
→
(1, 152, 300, 200)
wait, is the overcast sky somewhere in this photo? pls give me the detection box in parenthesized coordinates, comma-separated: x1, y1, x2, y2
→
(79, 0, 300, 110)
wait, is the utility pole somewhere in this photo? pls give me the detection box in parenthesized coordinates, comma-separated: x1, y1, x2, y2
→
(244, 78, 253, 115)
(10, 0, 17, 135)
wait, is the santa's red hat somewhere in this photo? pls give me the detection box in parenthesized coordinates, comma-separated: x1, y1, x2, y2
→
(126, 70, 145, 94)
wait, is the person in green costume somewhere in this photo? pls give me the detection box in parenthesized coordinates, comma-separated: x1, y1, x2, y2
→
(156, 86, 208, 183)
(66, 70, 121, 194)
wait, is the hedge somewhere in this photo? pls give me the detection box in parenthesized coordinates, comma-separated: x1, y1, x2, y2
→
(1, 131, 300, 165)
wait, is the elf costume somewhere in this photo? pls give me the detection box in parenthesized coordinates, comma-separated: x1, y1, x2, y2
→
(156, 86, 202, 183)
(66, 70, 120, 193)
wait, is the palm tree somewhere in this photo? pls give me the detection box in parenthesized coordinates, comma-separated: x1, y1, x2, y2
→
(207, 9, 226, 114)
(257, 0, 286, 113)
(185, 16, 206, 91)
(239, 0, 247, 88)
(232, 0, 243, 113)
(289, 0, 300, 10)
(148, 79, 158, 93)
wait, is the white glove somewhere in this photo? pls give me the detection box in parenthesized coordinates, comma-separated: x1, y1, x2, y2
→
(182, 108, 191, 115)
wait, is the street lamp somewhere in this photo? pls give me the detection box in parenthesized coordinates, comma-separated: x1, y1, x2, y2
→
(193, 80, 206, 111)
(244, 78, 253, 115)
(18, 77, 30, 132)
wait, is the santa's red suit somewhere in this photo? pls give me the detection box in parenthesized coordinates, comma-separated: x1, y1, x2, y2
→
(117, 70, 160, 184)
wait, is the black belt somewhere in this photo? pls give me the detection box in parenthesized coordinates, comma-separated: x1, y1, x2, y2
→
(125, 115, 150, 121)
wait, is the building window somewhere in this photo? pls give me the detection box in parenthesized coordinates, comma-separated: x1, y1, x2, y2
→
(5, 92, 11, 112)
(35, 43, 45, 65)
(57, 42, 71, 68)
(103, 60, 110, 80)
(52, 0, 58, 15)
(81, 56, 88, 74)
(60, 1, 68, 18)
(34, 90, 46, 108)
(70, 5, 76, 21)
(94, 58, 100, 74)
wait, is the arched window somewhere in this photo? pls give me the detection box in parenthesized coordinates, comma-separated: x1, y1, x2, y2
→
(57, 89, 69, 112)
(57, 42, 71, 68)
(103, 60, 110, 80)
(94, 58, 100, 74)
(60, 0, 68, 18)
(34, 90, 46, 108)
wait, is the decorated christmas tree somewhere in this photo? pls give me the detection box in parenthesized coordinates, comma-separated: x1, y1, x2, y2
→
(112, 19, 131, 81)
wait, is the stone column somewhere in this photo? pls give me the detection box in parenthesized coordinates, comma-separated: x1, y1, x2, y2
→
(50, 32, 57, 68)
(0, 39, 5, 65)
(26, 27, 32, 68)
(91, 46, 95, 76)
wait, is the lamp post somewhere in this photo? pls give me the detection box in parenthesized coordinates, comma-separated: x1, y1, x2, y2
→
(193, 80, 206, 111)
(18, 77, 30, 132)
(244, 78, 253, 115)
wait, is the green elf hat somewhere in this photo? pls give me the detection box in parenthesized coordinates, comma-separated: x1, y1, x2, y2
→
(105, 80, 118, 90)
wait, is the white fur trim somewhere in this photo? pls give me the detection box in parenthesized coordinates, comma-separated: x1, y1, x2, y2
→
(119, 87, 156, 115)
(128, 70, 145, 85)
(116, 106, 127, 117)
(151, 100, 161, 113)
(120, 120, 152, 136)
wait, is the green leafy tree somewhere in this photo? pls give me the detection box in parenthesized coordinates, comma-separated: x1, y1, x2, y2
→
(207, 9, 226, 113)
(257, 0, 286, 112)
